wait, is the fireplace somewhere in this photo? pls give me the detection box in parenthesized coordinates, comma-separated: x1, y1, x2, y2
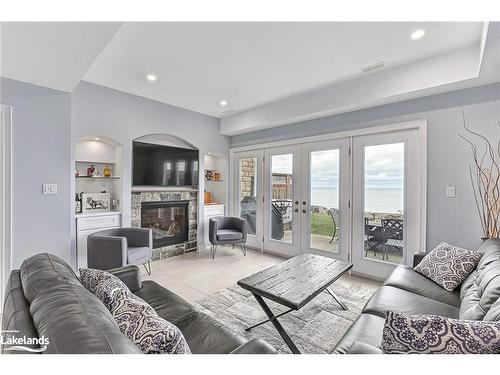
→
(141, 200, 189, 249)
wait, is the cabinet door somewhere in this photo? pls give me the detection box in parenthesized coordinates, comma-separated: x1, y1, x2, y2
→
(78, 214, 120, 230)
(203, 216, 210, 246)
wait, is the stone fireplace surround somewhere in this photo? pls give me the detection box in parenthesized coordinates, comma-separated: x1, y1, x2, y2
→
(131, 190, 197, 260)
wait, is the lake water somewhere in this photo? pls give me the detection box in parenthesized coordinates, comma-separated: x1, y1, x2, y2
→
(311, 187, 403, 213)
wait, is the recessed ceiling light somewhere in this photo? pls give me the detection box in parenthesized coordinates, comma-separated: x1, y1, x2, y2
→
(411, 29, 425, 41)
(94, 137, 100, 141)
(147, 74, 157, 82)
(219, 100, 228, 107)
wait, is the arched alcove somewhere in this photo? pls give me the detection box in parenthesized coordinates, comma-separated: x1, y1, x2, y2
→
(133, 133, 198, 150)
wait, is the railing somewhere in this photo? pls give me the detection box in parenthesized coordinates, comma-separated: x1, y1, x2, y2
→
(272, 183, 292, 200)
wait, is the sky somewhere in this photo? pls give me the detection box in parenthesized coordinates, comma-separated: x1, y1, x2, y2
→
(271, 143, 404, 189)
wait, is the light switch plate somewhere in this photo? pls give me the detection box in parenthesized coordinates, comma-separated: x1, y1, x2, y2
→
(446, 186, 455, 198)
(42, 183, 58, 195)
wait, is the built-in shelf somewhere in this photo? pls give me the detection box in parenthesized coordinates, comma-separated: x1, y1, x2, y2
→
(205, 179, 224, 182)
(75, 211, 122, 218)
(75, 160, 115, 165)
(76, 176, 120, 180)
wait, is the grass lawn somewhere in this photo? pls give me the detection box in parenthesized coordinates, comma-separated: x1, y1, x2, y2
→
(311, 212, 335, 237)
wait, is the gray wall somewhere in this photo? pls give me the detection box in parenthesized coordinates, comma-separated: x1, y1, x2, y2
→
(231, 83, 500, 251)
(1, 78, 72, 268)
(71, 81, 230, 262)
(1, 78, 229, 269)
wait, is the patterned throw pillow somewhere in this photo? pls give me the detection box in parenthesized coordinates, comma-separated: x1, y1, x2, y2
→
(80, 268, 136, 309)
(381, 311, 500, 354)
(111, 295, 191, 354)
(80, 268, 190, 354)
(94, 277, 136, 310)
(414, 242, 482, 291)
(79, 268, 115, 293)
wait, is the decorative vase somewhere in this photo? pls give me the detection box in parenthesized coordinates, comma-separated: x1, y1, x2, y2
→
(87, 164, 95, 177)
(103, 165, 112, 177)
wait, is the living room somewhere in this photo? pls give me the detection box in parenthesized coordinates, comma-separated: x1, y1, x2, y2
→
(1, 0, 500, 371)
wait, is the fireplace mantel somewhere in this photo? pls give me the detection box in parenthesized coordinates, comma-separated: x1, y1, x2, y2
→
(132, 186, 198, 192)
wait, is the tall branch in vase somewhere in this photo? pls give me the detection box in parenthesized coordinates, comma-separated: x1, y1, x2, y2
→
(459, 112, 500, 239)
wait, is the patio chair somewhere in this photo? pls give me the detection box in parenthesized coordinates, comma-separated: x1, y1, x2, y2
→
(381, 218, 404, 261)
(271, 199, 292, 240)
(364, 218, 382, 257)
(328, 208, 340, 244)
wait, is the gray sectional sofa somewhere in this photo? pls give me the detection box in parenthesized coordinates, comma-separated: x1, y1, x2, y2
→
(3, 240, 499, 354)
(1, 253, 276, 354)
(333, 238, 500, 353)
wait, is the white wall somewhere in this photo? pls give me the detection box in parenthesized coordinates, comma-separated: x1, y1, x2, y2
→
(1, 78, 72, 268)
(231, 83, 500, 251)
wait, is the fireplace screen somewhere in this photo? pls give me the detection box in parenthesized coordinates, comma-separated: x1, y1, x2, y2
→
(141, 200, 189, 248)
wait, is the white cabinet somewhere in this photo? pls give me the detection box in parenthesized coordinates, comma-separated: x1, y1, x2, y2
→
(76, 212, 121, 269)
(204, 204, 225, 246)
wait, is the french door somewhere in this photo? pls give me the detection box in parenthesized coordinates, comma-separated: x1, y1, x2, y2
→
(263, 145, 302, 256)
(351, 129, 424, 279)
(231, 150, 264, 249)
(232, 139, 350, 261)
(231, 124, 425, 279)
(301, 139, 350, 261)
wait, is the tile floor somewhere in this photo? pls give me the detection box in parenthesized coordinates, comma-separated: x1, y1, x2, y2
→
(142, 246, 381, 303)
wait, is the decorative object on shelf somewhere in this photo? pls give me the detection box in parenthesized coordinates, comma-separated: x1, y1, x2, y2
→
(103, 165, 112, 178)
(459, 113, 500, 239)
(75, 193, 82, 214)
(204, 191, 213, 204)
(214, 171, 221, 181)
(87, 164, 96, 177)
(92, 167, 101, 177)
(205, 169, 215, 181)
(81, 192, 111, 213)
(75, 168, 80, 177)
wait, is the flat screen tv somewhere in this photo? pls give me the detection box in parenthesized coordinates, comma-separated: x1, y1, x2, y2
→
(132, 141, 199, 187)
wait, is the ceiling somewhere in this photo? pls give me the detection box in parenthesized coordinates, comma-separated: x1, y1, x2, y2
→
(1, 21, 496, 132)
(82, 22, 483, 117)
(0, 22, 122, 92)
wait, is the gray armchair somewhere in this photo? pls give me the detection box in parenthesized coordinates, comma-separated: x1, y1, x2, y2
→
(87, 228, 153, 274)
(209, 216, 247, 259)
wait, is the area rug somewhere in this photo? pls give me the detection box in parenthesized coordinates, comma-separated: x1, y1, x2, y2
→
(193, 279, 378, 354)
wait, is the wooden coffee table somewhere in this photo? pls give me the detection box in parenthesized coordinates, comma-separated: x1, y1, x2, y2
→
(237, 253, 352, 354)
